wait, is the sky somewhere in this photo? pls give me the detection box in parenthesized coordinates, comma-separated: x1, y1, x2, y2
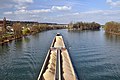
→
(0, 0, 120, 24)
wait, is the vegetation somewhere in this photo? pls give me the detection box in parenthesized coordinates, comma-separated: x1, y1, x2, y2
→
(30, 24, 49, 33)
(0, 33, 13, 43)
(0, 31, 2, 38)
(68, 22, 101, 30)
(22, 28, 30, 36)
(105, 21, 120, 35)
(0, 22, 65, 44)
(13, 23, 22, 38)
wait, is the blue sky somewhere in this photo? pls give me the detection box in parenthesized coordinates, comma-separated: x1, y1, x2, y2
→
(0, 0, 120, 24)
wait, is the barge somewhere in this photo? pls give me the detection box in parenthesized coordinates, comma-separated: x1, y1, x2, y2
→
(37, 33, 78, 80)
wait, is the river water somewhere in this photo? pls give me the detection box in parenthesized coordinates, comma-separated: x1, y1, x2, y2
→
(0, 29, 120, 80)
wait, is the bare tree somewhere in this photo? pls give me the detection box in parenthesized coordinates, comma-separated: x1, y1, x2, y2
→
(105, 21, 120, 34)
(12, 23, 22, 38)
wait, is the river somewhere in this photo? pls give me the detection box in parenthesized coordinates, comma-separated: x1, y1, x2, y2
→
(0, 29, 120, 80)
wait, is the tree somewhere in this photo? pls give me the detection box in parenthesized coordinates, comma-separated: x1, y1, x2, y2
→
(22, 28, 30, 35)
(105, 21, 120, 34)
(12, 23, 22, 38)
(70, 21, 100, 30)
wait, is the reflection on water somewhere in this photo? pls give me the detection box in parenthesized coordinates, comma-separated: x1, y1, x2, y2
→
(105, 33, 120, 42)
(0, 29, 120, 80)
(22, 37, 30, 43)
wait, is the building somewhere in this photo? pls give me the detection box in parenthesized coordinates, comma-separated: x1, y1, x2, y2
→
(0, 17, 6, 33)
(0, 20, 3, 31)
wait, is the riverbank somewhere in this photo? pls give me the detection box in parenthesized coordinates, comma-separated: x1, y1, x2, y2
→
(105, 32, 120, 36)
(104, 21, 120, 36)
(0, 28, 65, 45)
(0, 34, 22, 45)
(68, 22, 101, 31)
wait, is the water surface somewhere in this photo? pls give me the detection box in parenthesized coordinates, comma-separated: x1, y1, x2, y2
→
(0, 29, 120, 80)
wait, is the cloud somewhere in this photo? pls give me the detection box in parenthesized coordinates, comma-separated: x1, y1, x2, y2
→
(74, 10, 120, 16)
(3, 9, 120, 24)
(13, 0, 33, 10)
(0, 0, 33, 10)
(14, 10, 27, 14)
(51, 10, 120, 24)
(51, 6, 71, 11)
(1, 0, 119, 24)
(106, 0, 112, 3)
(14, 9, 51, 15)
(106, 0, 120, 7)
(3, 11, 13, 15)
(4, 5, 71, 15)
(12, 0, 33, 3)
(14, 5, 28, 10)
(14, 9, 51, 14)
(30, 9, 51, 13)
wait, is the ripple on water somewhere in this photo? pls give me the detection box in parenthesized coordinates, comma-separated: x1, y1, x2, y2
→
(11, 50, 39, 80)
(1, 29, 120, 80)
(79, 61, 120, 80)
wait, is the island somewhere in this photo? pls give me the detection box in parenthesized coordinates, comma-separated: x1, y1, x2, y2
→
(68, 22, 101, 30)
(104, 21, 120, 35)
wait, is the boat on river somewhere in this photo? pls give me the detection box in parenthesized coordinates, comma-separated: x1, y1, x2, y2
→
(37, 33, 78, 80)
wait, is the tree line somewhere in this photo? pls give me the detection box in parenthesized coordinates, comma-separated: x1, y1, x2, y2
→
(0, 23, 65, 44)
(68, 22, 101, 30)
(104, 21, 120, 35)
